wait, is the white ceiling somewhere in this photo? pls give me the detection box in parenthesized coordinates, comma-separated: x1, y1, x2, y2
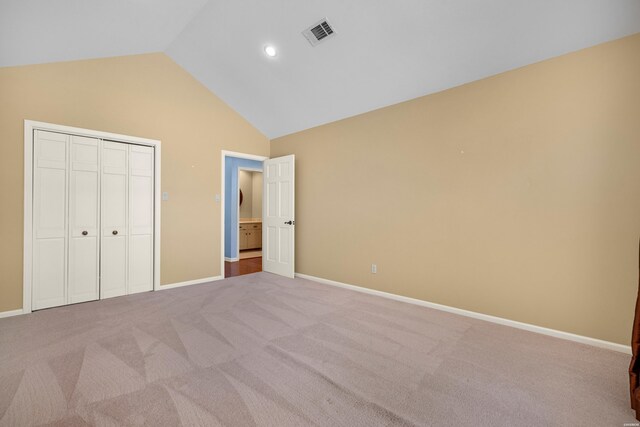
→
(2, 1, 640, 138)
(0, 0, 208, 66)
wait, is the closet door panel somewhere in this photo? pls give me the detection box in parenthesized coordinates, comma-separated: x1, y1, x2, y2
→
(128, 145, 154, 294)
(101, 141, 128, 299)
(129, 236, 153, 293)
(102, 237, 127, 298)
(33, 131, 68, 310)
(68, 137, 100, 304)
(33, 238, 66, 309)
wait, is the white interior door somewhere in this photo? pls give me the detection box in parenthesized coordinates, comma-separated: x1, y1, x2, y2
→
(101, 141, 128, 299)
(128, 145, 154, 294)
(68, 136, 100, 304)
(32, 130, 69, 309)
(263, 155, 295, 278)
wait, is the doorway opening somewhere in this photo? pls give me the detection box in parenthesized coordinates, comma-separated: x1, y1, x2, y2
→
(238, 168, 263, 260)
(221, 150, 296, 280)
(221, 151, 267, 278)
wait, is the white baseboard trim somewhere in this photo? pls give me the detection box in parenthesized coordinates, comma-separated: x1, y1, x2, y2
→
(1, 277, 225, 319)
(225, 257, 239, 262)
(295, 273, 631, 355)
(160, 275, 223, 290)
(0, 309, 25, 319)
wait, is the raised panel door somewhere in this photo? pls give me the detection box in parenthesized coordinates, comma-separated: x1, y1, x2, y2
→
(128, 145, 154, 294)
(263, 155, 295, 277)
(68, 136, 100, 303)
(101, 141, 128, 299)
(32, 130, 69, 310)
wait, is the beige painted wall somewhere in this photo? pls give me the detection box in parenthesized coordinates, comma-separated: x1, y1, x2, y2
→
(272, 34, 640, 345)
(0, 53, 269, 312)
(239, 170, 254, 219)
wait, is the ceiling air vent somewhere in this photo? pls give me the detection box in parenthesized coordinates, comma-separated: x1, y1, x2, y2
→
(302, 18, 336, 47)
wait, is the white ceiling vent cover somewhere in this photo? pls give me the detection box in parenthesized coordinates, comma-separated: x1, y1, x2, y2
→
(302, 18, 336, 47)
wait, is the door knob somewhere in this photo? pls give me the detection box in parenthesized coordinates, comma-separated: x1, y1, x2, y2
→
(82, 231, 88, 236)
(112, 230, 118, 235)
(284, 221, 295, 225)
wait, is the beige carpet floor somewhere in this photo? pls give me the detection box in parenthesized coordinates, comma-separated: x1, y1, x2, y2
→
(0, 272, 635, 426)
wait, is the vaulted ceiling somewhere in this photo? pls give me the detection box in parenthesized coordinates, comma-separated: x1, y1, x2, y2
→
(2, 1, 640, 138)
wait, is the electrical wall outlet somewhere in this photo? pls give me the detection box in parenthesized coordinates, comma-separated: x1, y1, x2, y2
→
(371, 264, 377, 274)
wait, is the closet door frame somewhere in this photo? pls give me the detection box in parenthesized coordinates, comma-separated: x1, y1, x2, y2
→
(23, 120, 161, 314)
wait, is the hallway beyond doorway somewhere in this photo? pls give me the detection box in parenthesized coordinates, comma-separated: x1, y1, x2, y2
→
(225, 257, 262, 278)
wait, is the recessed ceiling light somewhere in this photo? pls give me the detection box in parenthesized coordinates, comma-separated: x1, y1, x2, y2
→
(264, 45, 277, 57)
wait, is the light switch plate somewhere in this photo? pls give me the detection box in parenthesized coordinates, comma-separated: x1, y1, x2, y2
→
(162, 192, 169, 201)
(215, 194, 221, 203)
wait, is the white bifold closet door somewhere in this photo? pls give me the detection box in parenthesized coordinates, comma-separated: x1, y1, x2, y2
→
(32, 131, 154, 310)
(33, 131, 69, 310)
(128, 145, 155, 294)
(101, 141, 129, 298)
(101, 141, 154, 299)
(33, 131, 100, 309)
(68, 136, 100, 304)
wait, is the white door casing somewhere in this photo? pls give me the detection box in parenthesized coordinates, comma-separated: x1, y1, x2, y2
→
(263, 155, 295, 278)
(68, 136, 100, 304)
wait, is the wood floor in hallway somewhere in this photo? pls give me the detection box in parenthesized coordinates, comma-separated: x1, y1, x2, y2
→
(225, 257, 262, 278)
